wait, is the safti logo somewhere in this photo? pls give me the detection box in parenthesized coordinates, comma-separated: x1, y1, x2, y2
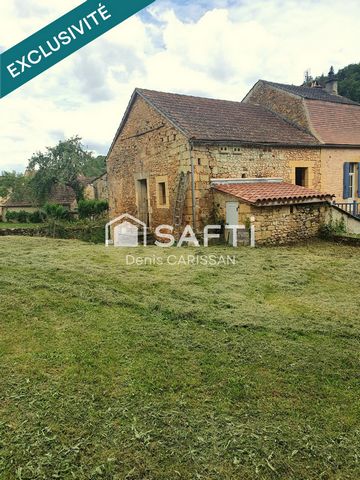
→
(105, 214, 255, 248)
(105, 214, 147, 247)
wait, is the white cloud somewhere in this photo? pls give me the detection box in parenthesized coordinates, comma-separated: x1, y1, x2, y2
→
(0, 0, 359, 171)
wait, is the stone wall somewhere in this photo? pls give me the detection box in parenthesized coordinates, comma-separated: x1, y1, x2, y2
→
(84, 174, 109, 201)
(244, 82, 310, 131)
(251, 203, 327, 245)
(213, 190, 327, 245)
(107, 95, 190, 229)
(325, 205, 360, 235)
(191, 144, 321, 228)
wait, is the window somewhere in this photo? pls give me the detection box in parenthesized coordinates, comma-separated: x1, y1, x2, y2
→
(344, 162, 359, 199)
(158, 182, 166, 205)
(295, 167, 308, 187)
(156, 176, 169, 208)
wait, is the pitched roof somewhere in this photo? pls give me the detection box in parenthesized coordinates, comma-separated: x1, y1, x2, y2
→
(213, 181, 332, 205)
(4, 184, 76, 207)
(263, 80, 360, 106)
(135, 88, 319, 146)
(305, 100, 360, 145)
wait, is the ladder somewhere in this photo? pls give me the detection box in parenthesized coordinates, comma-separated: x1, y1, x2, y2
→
(173, 171, 190, 228)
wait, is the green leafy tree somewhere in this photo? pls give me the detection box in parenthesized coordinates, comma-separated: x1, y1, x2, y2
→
(337, 63, 360, 103)
(81, 155, 106, 177)
(0, 171, 34, 202)
(28, 136, 95, 202)
(315, 64, 360, 102)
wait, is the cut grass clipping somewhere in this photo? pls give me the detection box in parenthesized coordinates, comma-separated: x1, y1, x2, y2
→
(0, 237, 359, 479)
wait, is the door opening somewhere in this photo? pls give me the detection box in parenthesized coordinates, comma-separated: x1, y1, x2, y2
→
(137, 179, 149, 226)
(226, 201, 239, 245)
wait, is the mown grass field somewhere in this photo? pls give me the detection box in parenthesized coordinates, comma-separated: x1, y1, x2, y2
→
(0, 237, 359, 480)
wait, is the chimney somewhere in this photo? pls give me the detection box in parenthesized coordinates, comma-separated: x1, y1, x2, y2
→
(325, 66, 338, 95)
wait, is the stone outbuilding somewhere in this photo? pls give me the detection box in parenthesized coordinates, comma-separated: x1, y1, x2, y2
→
(212, 178, 333, 245)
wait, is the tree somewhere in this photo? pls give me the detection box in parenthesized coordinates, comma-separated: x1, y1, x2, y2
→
(0, 171, 34, 202)
(315, 64, 360, 103)
(81, 155, 106, 177)
(337, 63, 360, 103)
(28, 136, 95, 202)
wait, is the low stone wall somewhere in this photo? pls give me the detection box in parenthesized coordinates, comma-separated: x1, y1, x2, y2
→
(252, 203, 327, 245)
(0, 224, 105, 244)
(332, 235, 360, 246)
(325, 205, 360, 235)
(0, 227, 47, 237)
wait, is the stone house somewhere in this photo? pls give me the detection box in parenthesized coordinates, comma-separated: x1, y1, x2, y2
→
(82, 173, 109, 201)
(243, 72, 360, 202)
(107, 75, 360, 244)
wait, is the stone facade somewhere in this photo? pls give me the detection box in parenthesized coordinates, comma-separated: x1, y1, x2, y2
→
(213, 190, 328, 245)
(107, 96, 190, 228)
(107, 95, 323, 232)
(244, 81, 310, 131)
(84, 173, 109, 201)
(188, 143, 321, 228)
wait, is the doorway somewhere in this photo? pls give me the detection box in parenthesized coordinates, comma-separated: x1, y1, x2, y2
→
(226, 201, 239, 245)
(137, 179, 149, 226)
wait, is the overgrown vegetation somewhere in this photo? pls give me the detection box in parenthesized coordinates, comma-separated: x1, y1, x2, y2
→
(0, 238, 359, 479)
(319, 217, 346, 239)
(0, 136, 106, 205)
(78, 199, 109, 219)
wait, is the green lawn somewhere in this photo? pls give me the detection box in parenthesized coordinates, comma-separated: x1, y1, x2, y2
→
(0, 237, 359, 480)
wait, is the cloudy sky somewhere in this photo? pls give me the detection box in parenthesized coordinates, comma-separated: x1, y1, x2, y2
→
(0, 0, 359, 172)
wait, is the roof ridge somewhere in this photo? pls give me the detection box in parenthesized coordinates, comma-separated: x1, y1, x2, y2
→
(261, 80, 360, 106)
(136, 87, 248, 106)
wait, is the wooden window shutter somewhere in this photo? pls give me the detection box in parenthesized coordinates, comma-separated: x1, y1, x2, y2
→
(343, 162, 351, 199)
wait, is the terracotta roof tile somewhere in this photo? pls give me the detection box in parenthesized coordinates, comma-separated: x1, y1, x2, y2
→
(5, 184, 76, 207)
(305, 100, 360, 145)
(136, 89, 319, 146)
(213, 182, 332, 205)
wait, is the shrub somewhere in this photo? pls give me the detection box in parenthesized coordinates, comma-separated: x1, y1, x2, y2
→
(29, 210, 45, 223)
(319, 217, 346, 239)
(5, 210, 31, 223)
(5, 210, 19, 223)
(78, 199, 108, 219)
(43, 203, 70, 221)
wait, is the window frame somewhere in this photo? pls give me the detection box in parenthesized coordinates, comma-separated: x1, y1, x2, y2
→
(155, 176, 170, 209)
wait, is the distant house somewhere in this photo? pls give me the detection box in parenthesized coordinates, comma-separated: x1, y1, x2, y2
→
(1, 184, 77, 221)
(106, 69, 360, 244)
(82, 173, 108, 201)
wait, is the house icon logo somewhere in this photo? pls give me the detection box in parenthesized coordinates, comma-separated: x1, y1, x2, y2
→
(105, 214, 147, 247)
